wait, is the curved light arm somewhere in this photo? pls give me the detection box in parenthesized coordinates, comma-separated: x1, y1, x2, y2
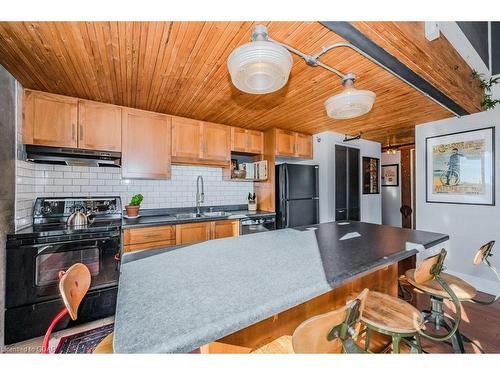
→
(267, 37, 347, 79)
(264, 27, 460, 117)
(470, 259, 500, 305)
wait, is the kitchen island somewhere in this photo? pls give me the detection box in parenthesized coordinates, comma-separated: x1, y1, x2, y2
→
(113, 221, 448, 353)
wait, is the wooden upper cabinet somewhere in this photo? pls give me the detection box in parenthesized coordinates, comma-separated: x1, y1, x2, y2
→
(274, 129, 313, 159)
(231, 127, 264, 155)
(23, 90, 78, 148)
(275, 129, 296, 157)
(202, 122, 230, 162)
(171, 117, 202, 160)
(247, 130, 264, 154)
(172, 117, 230, 166)
(121, 108, 172, 179)
(296, 133, 313, 159)
(78, 100, 122, 151)
(231, 127, 248, 153)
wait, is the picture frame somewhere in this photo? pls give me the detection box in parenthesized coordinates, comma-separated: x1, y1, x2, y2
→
(362, 157, 380, 194)
(382, 164, 399, 187)
(425, 127, 495, 205)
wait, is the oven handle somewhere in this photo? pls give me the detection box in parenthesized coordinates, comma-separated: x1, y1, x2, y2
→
(23, 236, 120, 254)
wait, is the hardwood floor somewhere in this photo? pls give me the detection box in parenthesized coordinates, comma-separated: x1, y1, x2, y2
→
(407, 285, 500, 353)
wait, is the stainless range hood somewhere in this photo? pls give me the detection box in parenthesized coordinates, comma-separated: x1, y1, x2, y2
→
(25, 145, 121, 168)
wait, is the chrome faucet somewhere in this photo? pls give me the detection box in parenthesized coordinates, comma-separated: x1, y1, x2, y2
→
(196, 175, 204, 214)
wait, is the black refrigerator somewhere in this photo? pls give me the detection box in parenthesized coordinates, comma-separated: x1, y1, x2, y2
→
(275, 163, 319, 229)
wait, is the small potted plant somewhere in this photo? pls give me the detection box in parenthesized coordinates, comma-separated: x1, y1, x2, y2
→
(125, 194, 144, 218)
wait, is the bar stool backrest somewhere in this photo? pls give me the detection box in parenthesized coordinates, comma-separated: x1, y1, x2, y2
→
(59, 263, 91, 320)
(473, 240, 495, 265)
(291, 289, 368, 354)
(414, 250, 447, 284)
(470, 241, 500, 305)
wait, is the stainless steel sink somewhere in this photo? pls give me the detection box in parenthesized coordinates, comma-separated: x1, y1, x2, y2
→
(202, 211, 229, 218)
(175, 213, 201, 219)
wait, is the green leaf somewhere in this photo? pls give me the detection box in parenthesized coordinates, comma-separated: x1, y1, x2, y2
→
(130, 194, 144, 206)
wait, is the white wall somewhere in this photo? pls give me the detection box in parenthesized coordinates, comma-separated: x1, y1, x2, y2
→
(313, 131, 382, 224)
(381, 151, 402, 227)
(416, 108, 500, 294)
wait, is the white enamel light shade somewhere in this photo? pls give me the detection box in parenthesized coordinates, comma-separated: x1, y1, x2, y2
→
(227, 40, 293, 94)
(324, 80, 376, 119)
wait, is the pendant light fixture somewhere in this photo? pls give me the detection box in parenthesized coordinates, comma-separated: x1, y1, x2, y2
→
(227, 25, 293, 94)
(227, 25, 377, 119)
(324, 73, 376, 119)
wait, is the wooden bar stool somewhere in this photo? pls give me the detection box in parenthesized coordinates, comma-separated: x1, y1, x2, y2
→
(361, 290, 424, 353)
(405, 249, 466, 353)
(41, 263, 114, 354)
(252, 289, 369, 354)
(406, 241, 500, 353)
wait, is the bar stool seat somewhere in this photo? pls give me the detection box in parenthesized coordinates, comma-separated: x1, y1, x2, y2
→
(360, 291, 424, 353)
(93, 333, 114, 354)
(405, 270, 477, 301)
(363, 291, 424, 334)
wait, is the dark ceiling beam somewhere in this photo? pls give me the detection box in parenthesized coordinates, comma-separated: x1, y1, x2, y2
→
(320, 21, 470, 117)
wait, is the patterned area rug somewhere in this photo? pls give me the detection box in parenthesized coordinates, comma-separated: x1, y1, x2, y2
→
(55, 323, 114, 354)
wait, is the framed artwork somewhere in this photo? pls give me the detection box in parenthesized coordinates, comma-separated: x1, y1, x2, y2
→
(426, 127, 495, 205)
(362, 157, 380, 194)
(382, 164, 399, 187)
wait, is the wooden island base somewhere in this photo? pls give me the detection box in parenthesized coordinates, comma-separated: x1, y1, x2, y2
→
(201, 263, 398, 353)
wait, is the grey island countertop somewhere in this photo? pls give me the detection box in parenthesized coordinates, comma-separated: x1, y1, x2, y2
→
(113, 221, 448, 353)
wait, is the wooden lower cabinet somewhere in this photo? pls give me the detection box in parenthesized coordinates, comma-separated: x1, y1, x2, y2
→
(212, 220, 240, 239)
(123, 225, 176, 253)
(175, 222, 211, 245)
(124, 219, 241, 252)
(176, 220, 239, 244)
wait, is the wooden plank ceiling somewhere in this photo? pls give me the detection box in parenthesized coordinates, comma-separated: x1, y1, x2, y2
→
(0, 22, 482, 146)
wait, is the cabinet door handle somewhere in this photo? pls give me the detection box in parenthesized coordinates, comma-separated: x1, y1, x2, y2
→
(143, 233, 162, 238)
(79, 124, 84, 141)
(72, 123, 76, 141)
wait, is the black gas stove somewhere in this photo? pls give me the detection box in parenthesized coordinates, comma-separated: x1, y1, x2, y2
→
(5, 196, 122, 344)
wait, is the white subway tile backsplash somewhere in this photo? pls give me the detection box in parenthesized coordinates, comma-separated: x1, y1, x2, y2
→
(54, 178, 72, 186)
(63, 185, 81, 193)
(15, 161, 253, 229)
(54, 165, 72, 172)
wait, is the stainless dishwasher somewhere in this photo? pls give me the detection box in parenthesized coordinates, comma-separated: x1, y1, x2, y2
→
(240, 216, 276, 235)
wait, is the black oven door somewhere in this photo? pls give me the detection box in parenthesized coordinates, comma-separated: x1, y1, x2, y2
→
(6, 236, 120, 308)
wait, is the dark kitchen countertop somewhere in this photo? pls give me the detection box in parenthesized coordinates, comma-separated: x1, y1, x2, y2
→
(114, 221, 448, 353)
(121, 204, 275, 229)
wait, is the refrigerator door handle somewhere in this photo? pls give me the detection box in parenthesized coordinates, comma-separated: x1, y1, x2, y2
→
(284, 164, 289, 200)
(283, 200, 289, 228)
